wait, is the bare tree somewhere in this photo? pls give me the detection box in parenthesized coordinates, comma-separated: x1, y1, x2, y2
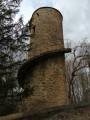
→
(65, 40, 90, 104)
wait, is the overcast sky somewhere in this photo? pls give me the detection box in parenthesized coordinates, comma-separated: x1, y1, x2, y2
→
(17, 0, 90, 43)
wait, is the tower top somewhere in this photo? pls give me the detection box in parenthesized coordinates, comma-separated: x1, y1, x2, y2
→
(31, 7, 63, 19)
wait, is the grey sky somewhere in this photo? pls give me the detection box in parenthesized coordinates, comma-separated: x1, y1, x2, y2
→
(17, 0, 90, 43)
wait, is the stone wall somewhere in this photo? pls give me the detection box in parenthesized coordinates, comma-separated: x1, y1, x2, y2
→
(22, 54, 69, 111)
(0, 103, 90, 120)
(29, 7, 64, 59)
(18, 7, 70, 112)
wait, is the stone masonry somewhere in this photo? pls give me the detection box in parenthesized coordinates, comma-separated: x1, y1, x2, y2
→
(0, 103, 90, 120)
(28, 7, 64, 58)
(18, 7, 71, 112)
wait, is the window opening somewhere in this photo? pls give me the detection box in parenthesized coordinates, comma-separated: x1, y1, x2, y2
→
(31, 25, 36, 34)
(33, 26, 35, 33)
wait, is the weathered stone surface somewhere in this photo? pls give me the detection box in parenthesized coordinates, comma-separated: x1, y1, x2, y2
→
(22, 54, 69, 111)
(18, 7, 70, 112)
(0, 104, 90, 120)
(28, 7, 64, 59)
(18, 48, 71, 87)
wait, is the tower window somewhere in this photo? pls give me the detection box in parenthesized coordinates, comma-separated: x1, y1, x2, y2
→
(33, 26, 35, 33)
(37, 13, 39, 16)
(31, 25, 36, 34)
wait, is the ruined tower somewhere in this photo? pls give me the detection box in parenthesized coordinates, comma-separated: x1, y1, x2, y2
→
(18, 7, 71, 111)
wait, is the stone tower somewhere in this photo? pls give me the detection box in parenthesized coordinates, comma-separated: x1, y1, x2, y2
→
(18, 7, 71, 111)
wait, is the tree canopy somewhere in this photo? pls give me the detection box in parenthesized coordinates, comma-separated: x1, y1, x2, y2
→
(0, 0, 30, 116)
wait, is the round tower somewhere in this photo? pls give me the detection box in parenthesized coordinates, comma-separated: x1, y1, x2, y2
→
(28, 7, 64, 59)
(18, 7, 71, 111)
